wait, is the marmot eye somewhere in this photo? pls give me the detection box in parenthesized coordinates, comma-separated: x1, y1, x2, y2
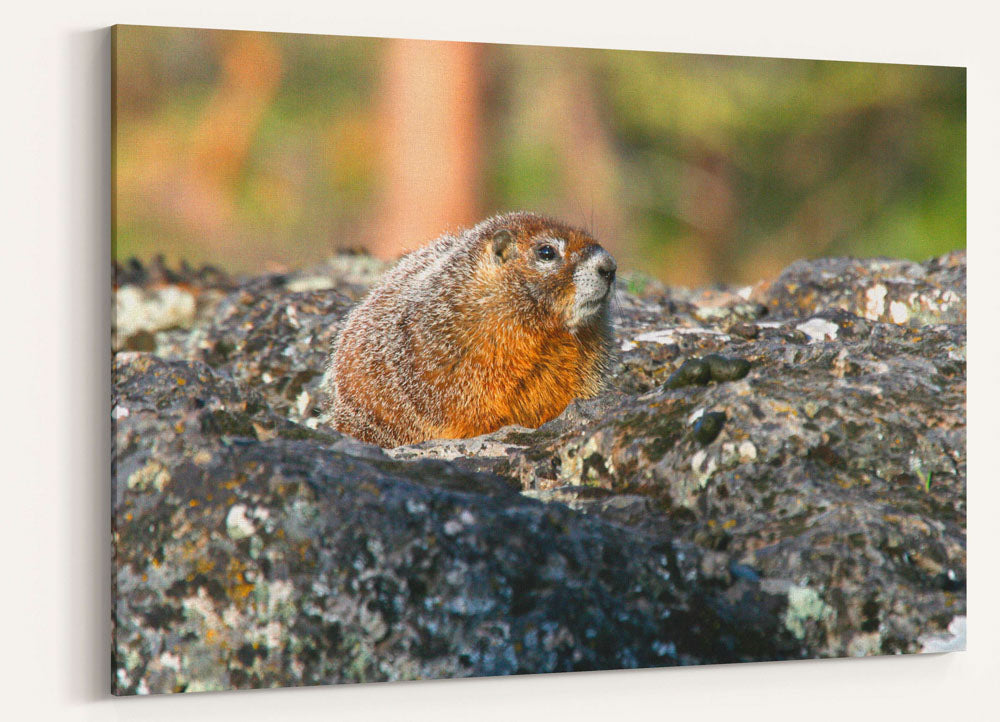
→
(536, 244, 557, 261)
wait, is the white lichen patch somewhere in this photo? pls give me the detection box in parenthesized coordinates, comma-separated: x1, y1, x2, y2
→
(405, 499, 428, 515)
(784, 585, 834, 640)
(127, 460, 171, 493)
(159, 651, 182, 671)
(676, 327, 730, 338)
(557, 435, 611, 484)
(387, 435, 525, 462)
(796, 317, 839, 343)
(115, 284, 197, 338)
(115, 667, 131, 691)
(632, 329, 678, 346)
(222, 605, 245, 629)
(184, 679, 225, 694)
(694, 306, 731, 322)
(112, 405, 129, 420)
(285, 275, 335, 293)
(261, 621, 284, 650)
(621, 326, 731, 352)
(284, 304, 300, 328)
(295, 390, 311, 418)
(919, 615, 966, 653)
(889, 300, 910, 325)
(689, 449, 718, 487)
(847, 632, 883, 657)
(940, 289, 960, 307)
(864, 284, 888, 321)
(738, 441, 757, 461)
(719, 442, 741, 468)
(225, 504, 256, 540)
(182, 588, 224, 628)
(265, 580, 295, 613)
(443, 508, 477, 536)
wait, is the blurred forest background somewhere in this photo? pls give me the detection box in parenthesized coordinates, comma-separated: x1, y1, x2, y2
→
(113, 25, 965, 285)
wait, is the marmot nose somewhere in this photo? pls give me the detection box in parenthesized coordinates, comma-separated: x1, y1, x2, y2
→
(596, 254, 617, 283)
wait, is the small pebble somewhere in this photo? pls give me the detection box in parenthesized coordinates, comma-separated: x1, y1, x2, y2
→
(664, 358, 711, 389)
(693, 411, 727, 445)
(702, 354, 752, 382)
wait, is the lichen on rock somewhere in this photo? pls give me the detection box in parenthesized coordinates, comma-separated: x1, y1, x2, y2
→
(112, 251, 966, 693)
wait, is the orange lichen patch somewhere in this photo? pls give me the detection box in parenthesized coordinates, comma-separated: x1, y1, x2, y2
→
(231, 583, 255, 601)
(205, 628, 218, 644)
(722, 519, 737, 530)
(195, 557, 215, 574)
(189, 499, 199, 507)
(174, 422, 185, 434)
(175, 377, 187, 386)
(226, 558, 255, 602)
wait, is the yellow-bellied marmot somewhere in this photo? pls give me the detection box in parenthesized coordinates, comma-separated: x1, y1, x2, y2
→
(324, 212, 617, 447)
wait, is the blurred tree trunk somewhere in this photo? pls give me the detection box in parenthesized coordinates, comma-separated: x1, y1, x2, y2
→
(184, 32, 283, 255)
(373, 39, 484, 258)
(551, 60, 625, 263)
(672, 151, 736, 286)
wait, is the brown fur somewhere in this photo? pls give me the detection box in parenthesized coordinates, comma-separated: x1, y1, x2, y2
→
(324, 212, 616, 447)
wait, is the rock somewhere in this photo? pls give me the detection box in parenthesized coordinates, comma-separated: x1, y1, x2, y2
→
(692, 411, 727, 445)
(755, 253, 965, 326)
(114, 354, 801, 693)
(664, 358, 712, 389)
(112, 251, 966, 693)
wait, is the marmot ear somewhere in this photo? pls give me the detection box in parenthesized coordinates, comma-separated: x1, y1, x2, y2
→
(491, 229, 516, 262)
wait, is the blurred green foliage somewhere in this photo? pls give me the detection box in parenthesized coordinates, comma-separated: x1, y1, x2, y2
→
(114, 26, 964, 283)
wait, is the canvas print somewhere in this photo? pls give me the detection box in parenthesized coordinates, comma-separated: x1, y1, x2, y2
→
(111, 24, 967, 695)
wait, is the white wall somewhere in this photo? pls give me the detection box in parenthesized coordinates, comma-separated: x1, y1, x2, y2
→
(2, 1, 996, 720)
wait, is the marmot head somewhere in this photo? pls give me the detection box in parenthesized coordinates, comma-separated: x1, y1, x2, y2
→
(473, 212, 617, 330)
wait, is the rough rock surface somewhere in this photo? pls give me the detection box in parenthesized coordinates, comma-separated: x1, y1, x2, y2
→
(112, 251, 966, 694)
